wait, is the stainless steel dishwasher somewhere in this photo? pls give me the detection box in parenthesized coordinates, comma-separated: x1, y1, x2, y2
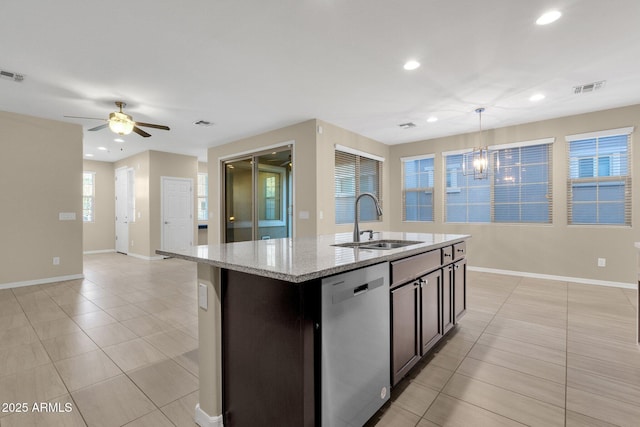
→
(321, 262, 390, 426)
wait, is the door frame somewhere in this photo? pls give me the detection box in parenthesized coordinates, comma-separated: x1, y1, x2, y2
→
(219, 142, 295, 243)
(160, 176, 194, 251)
(115, 166, 133, 254)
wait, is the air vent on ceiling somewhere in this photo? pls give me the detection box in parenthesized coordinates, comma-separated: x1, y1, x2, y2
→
(194, 120, 214, 127)
(398, 122, 416, 129)
(0, 69, 24, 82)
(573, 80, 606, 94)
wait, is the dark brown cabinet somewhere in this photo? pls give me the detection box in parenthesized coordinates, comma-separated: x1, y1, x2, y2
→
(454, 258, 467, 321)
(420, 269, 442, 354)
(391, 281, 420, 385)
(391, 242, 467, 386)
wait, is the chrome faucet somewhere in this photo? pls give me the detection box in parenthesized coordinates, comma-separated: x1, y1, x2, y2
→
(353, 192, 383, 242)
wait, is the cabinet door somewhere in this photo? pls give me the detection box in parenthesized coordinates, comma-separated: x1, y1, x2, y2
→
(454, 258, 467, 322)
(420, 270, 442, 354)
(442, 265, 454, 334)
(391, 282, 419, 385)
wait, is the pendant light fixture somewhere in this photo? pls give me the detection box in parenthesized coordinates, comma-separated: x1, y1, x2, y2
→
(464, 108, 490, 179)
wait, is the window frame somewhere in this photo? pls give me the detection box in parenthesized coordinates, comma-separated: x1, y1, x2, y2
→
(82, 171, 96, 223)
(443, 138, 554, 224)
(334, 145, 384, 225)
(197, 172, 208, 221)
(566, 127, 632, 226)
(401, 154, 435, 222)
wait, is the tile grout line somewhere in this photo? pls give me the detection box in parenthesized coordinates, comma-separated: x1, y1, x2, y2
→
(417, 275, 524, 426)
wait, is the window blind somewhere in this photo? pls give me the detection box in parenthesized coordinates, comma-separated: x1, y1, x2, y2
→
(335, 149, 383, 224)
(566, 129, 632, 226)
(402, 155, 434, 221)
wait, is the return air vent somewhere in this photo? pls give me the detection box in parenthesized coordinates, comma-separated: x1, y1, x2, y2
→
(0, 69, 24, 82)
(398, 122, 416, 129)
(194, 120, 214, 127)
(573, 80, 606, 94)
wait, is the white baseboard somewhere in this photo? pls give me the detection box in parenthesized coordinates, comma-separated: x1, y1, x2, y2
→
(127, 252, 167, 261)
(0, 274, 85, 290)
(194, 404, 224, 427)
(83, 249, 116, 255)
(468, 266, 636, 289)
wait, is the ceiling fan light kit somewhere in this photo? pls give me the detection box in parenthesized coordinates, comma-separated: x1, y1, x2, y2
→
(108, 111, 135, 135)
(65, 101, 170, 138)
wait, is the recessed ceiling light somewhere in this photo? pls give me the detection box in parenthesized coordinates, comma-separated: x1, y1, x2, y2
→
(97, 146, 107, 151)
(536, 10, 561, 25)
(85, 153, 94, 157)
(403, 60, 420, 71)
(529, 93, 546, 102)
(114, 138, 124, 143)
(427, 116, 438, 123)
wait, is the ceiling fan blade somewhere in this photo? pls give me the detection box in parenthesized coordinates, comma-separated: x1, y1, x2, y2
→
(88, 123, 109, 132)
(135, 122, 170, 131)
(132, 126, 152, 137)
(64, 115, 107, 121)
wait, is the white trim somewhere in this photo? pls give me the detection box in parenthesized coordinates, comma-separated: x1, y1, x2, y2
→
(334, 144, 385, 162)
(195, 404, 224, 427)
(0, 274, 85, 290)
(442, 148, 472, 157)
(468, 265, 635, 289)
(218, 141, 295, 161)
(128, 252, 167, 261)
(83, 249, 116, 255)
(488, 137, 555, 151)
(161, 176, 195, 252)
(565, 126, 634, 142)
(400, 153, 435, 162)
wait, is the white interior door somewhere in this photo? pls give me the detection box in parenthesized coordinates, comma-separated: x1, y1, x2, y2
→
(162, 177, 193, 251)
(115, 167, 129, 254)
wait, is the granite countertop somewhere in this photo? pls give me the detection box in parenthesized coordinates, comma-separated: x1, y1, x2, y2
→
(157, 232, 470, 283)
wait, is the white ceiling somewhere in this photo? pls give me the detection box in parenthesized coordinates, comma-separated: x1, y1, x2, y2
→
(2, 0, 640, 162)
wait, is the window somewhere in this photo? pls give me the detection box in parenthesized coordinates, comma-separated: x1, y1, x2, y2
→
(567, 127, 632, 226)
(444, 138, 553, 224)
(335, 146, 383, 224)
(402, 155, 434, 221)
(444, 153, 491, 222)
(197, 173, 208, 221)
(493, 143, 552, 223)
(82, 172, 95, 222)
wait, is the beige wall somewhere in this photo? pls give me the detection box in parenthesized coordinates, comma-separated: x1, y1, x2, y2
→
(207, 120, 317, 244)
(115, 151, 151, 257)
(149, 150, 198, 255)
(315, 120, 391, 235)
(83, 160, 115, 253)
(388, 104, 640, 285)
(0, 111, 83, 286)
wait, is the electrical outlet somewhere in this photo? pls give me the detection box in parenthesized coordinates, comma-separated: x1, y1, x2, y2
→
(198, 283, 208, 310)
(53, 257, 60, 265)
(597, 258, 606, 267)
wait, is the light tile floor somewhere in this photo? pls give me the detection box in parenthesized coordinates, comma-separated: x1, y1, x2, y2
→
(0, 253, 637, 426)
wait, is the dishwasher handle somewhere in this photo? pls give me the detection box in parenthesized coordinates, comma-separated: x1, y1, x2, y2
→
(330, 277, 384, 305)
(353, 284, 368, 296)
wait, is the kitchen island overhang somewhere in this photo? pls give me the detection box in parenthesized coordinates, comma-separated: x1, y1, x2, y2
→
(157, 232, 470, 427)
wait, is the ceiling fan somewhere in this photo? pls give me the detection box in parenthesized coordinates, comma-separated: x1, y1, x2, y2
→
(65, 101, 170, 137)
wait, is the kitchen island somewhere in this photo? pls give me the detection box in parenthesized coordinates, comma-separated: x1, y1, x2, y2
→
(157, 231, 470, 427)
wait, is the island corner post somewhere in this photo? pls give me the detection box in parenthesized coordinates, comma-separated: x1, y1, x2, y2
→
(194, 263, 224, 426)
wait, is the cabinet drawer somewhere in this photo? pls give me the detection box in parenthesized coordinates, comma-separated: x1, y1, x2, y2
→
(442, 246, 453, 265)
(391, 250, 441, 287)
(453, 241, 466, 261)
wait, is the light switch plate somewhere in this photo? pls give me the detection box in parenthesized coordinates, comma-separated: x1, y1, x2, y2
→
(198, 283, 208, 310)
(59, 212, 76, 221)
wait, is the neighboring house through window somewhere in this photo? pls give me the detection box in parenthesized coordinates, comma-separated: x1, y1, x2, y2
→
(402, 155, 434, 222)
(566, 127, 632, 226)
(197, 173, 208, 221)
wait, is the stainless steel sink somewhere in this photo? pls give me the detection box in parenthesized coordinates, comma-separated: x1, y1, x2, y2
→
(332, 240, 423, 250)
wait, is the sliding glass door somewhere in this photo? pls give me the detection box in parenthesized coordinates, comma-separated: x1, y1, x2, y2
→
(224, 147, 292, 243)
